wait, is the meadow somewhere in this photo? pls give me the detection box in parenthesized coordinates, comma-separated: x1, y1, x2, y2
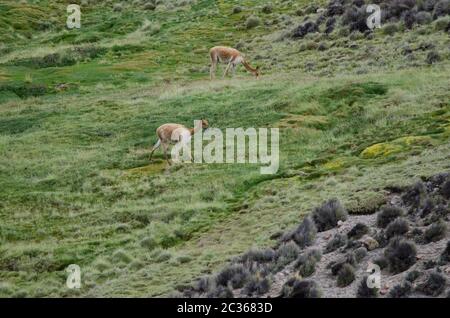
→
(0, 0, 449, 297)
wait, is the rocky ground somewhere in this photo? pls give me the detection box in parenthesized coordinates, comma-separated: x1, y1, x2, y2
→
(180, 172, 450, 298)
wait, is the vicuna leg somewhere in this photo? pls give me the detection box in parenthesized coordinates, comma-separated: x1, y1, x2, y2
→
(210, 53, 217, 80)
(231, 64, 237, 77)
(149, 139, 161, 161)
(162, 142, 171, 165)
(223, 62, 232, 78)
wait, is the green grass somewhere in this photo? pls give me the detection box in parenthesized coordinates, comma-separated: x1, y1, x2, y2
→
(0, 0, 449, 297)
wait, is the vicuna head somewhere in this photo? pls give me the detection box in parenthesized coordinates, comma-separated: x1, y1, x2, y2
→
(254, 66, 260, 79)
(200, 119, 209, 130)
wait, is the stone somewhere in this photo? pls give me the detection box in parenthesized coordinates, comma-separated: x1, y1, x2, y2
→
(360, 236, 379, 251)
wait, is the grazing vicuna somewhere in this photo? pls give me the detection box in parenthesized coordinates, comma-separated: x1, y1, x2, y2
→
(149, 119, 209, 164)
(209, 46, 260, 80)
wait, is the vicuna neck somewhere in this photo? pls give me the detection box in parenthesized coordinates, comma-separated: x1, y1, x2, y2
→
(189, 126, 201, 135)
(242, 60, 257, 73)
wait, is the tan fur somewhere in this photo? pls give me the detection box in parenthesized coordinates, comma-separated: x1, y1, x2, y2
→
(209, 46, 260, 80)
(149, 119, 209, 164)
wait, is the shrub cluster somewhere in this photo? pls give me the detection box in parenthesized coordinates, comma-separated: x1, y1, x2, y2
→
(440, 241, 450, 263)
(416, 271, 447, 296)
(216, 264, 250, 288)
(294, 249, 322, 277)
(330, 253, 356, 276)
(312, 199, 348, 232)
(388, 281, 413, 298)
(423, 220, 447, 243)
(291, 21, 319, 39)
(384, 237, 417, 274)
(281, 216, 317, 248)
(385, 218, 409, 239)
(377, 206, 404, 228)
(347, 223, 369, 240)
(356, 275, 379, 298)
(243, 275, 270, 296)
(337, 263, 355, 287)
(325, 233, 348, 253)
(282, 278, 322, 298)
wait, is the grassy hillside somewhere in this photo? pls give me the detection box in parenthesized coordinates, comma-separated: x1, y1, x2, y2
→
(0, 0, 449, 297)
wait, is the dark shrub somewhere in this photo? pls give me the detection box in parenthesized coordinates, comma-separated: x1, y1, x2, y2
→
(281, 216, 317, 248)
(356, 275, 379, 298)
(243, 275, 270, 296)
(424, 220, 447, 243)
(345, 239, 364, 250)
(342, 5, 370, 32)
(216, 264, 250, 288)
(403, 10, 417, 29)
(387, 0, 417, 19)
(316, 15, 326, 25)
(420, 0, 438, 12)
(330, 253, 357, 275)
(386, 218, 409, 239)
(424, 260, 437, 269)
(433, 0, 450, 18)
(348, 223, 369, 240)
(292, 21, 319, 39)
(416, 271, 447, 296)
(312, 199, 347, 232)
(354, 247, 368, 263)
(206, 285, 234, 298)
(402, 181, 426, 208)
(325, 17, 336, 33)
(232, 6, 243, 14)
(305, 4, 319, 14)
(245, 16, 261, 29)
(416, 11, 433, 24)
(279, 277, 297, 297)
(276, 241, 301, 263)
(193, 276, 214, 293)
(373, 256, 389, 270)
(441, 179, 450, 199)
(293, 216, 317, 247)
(325, 233, 348, 253)
(337, 264, 356, 287)
(374, 230, 388, 248)
(429, 172, 450, 187)
(385, 237, 417, 274)
(262, 4, 273, 14)
(143, 3, 156, 10)
(405, 270, 422, 282)
(420, 197, 436, 218)
(440, 241, 450, 263)
(239, 248, 276, 264)
(295, 249, 321, 277)
(317, 42, 328, 51)
(326, 1, 345, 16)
(353, 0, 366, 7)
(377, 206, 404, 228)
(287, 279, 322, 298)
(388, 281, 413, 298)
(426, 51, 441, 64)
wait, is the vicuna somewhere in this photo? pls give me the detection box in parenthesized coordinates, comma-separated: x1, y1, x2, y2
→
(209, 46, 260, 80)
(149, 119, 209, 164)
